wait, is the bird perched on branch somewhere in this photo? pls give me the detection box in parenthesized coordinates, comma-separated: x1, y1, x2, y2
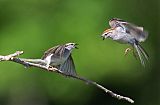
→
(41, 43, 78, 76)
(101, 18, 149, 66)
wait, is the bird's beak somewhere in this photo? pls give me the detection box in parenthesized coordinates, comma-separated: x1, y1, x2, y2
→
(101, 34, 106, 40)
(75, 43, 79, 49)
(101, 28, 114, 40)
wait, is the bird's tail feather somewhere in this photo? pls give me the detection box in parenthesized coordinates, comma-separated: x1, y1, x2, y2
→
(137, 44, 149, 61)
(134, 43, 149, 67)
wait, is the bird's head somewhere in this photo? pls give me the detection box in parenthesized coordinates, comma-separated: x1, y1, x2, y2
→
(65, 43, 78, 50)
(101, 28, 114, 40)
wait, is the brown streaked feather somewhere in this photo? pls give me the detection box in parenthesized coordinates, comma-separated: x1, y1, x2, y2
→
(103, 28, 115, 33)
(122, 23, 143, 33)
(119, 22, 148, 42)
(41, 45, 65, 60)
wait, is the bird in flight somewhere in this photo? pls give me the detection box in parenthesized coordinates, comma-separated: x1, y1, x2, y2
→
(101, 18, 149, 66)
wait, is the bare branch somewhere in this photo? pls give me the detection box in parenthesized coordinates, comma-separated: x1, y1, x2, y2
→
(0, 51, 134, 103)
(0, 51, 23, 61)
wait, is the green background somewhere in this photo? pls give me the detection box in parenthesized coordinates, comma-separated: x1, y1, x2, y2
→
(0, 0, 159, 105)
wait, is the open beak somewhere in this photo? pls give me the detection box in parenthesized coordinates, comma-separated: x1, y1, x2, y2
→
(101, 35, 106, 40)
(75, 43, 79, 49)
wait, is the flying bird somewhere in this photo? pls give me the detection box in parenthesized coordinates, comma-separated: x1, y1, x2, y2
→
(101, 18, 149, 66)
(41, 43, 78, 76)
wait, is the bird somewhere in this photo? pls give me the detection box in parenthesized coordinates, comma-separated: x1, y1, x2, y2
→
(101, 18, 149, 66)
(41, 43, 78, 76)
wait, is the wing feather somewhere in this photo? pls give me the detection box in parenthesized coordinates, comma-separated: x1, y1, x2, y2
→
(41, 45, 65, 60)
(119, 22, 148, 42)
(59, 55, 77, 76)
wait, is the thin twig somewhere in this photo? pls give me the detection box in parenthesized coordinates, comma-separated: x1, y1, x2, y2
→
(0, 51, 134, 103)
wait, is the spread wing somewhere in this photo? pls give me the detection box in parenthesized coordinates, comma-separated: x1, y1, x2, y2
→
(109, 18, 148, 42)
(59, 55, 77, 76)
(118, 22, 148, 42)
(41, 45, 65, 60)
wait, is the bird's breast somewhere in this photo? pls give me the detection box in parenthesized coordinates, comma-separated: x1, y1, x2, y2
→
(112, 31, 134, 44)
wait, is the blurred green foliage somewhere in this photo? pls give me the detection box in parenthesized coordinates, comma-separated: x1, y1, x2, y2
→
(0, 0, 159, 105)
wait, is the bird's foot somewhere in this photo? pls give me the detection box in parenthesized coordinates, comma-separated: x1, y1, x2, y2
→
(124, 48, 132, 56)
(46, 65, 52, 70)
(46, 65, 58, 72)
(124, 47, 138, 60)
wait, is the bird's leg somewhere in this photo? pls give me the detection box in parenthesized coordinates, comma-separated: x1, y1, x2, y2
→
(124, 47, 138, 60)
(124, 47, 132, 56)
(44, 54, 53, 69)
(46, 62, 50, 69)
(46, 62, 56, 71)
(45, 58, 54, 71)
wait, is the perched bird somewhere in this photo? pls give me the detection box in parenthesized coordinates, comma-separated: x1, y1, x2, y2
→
(41, 43, 78, 76)
(101, 18, 149, 66)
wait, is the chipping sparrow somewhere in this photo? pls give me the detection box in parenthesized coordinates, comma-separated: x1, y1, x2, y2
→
(41, 43, 78, 75)
(101, 18, 149, 66)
